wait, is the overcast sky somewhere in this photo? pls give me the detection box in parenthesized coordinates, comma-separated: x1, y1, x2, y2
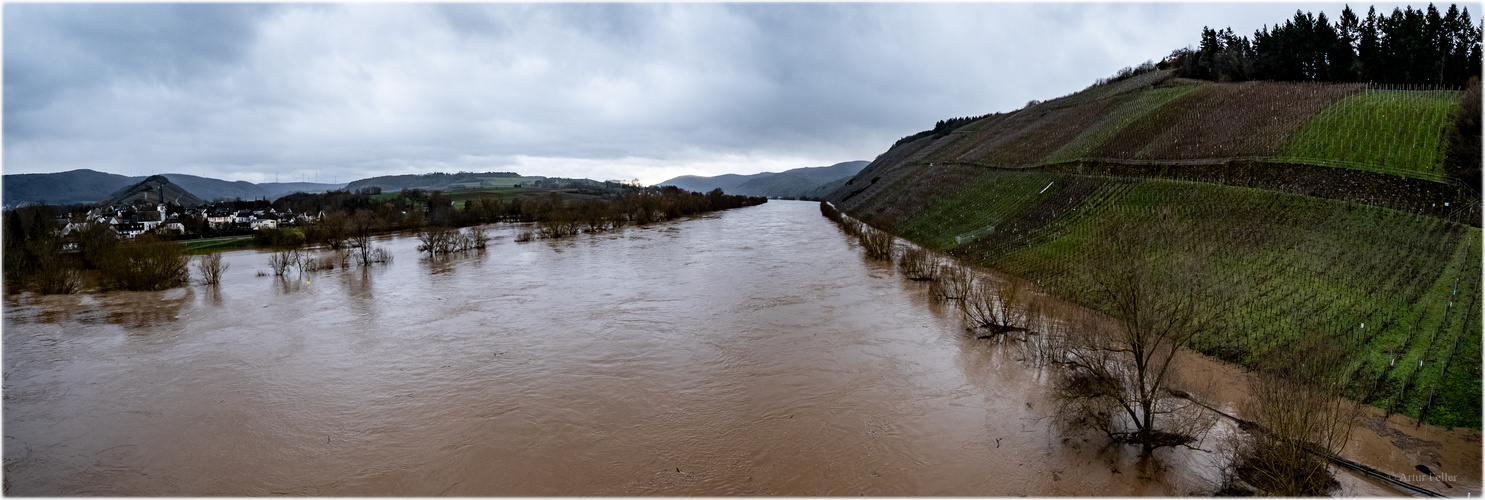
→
(3, 2, 1426, 186)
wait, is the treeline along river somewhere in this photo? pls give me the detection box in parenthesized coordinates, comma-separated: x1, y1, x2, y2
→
(2, 200, 1476, 495)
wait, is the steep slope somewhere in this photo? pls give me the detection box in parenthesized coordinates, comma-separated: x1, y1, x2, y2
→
(658, 160, 868, 198)
(102, 175, 205, 207)
(164, 174, 344, 202)
(827, 73, 1481, 427)
(160, 174, 268, 202)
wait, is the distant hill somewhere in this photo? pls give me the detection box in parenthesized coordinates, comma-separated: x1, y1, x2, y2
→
(657, 174, 756, 195)
(257, 182, 348, 200)
(804, 175, 853, 200)
(344, 172, 537, 192)
(102, 175, 205, 207)
(2, 169, 137, 206)
(158, 174, 341, 202)
(1, 169, 345, 207)
(656, 161, 868, 199)
(161, 174, 344, 202)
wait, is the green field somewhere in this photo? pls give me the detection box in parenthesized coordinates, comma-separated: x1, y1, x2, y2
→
(892, 169, 1481, 427)
(1279, 89, 1461, 179)
(897, 172, 1056, 250)
(179, 236, 256, 255)
(369, 186, 605, 209)
(446, 187, 606, 209)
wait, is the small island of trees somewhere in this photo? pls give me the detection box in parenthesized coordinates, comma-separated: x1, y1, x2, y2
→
(2, 181, 765, 294)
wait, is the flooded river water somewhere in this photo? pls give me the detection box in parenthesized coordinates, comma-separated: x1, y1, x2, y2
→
(3, 200, 1478, 495)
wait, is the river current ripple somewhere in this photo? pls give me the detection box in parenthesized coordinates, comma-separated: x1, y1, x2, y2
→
(2, 200, 1451, 495)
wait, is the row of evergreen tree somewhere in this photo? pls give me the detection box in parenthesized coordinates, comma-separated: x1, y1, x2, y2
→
(1174, 4, 1482, 85)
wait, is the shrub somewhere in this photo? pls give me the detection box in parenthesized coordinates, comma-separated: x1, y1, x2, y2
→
(930, 263, 974, 302)
(961, 278, 1029, 336)
(100, 234, 189, 291)
(34, 258, 81, 295)
(195, 253, 229, 285)
(369, 247, 393, 264)
(859, 226, 894, 260)
(898, 246, 940, 281)
(1232, 332, 1365, 496)
(417, 227, 459, 255)
(536, 214, 581, 239)
(467, 226, 490, 249)
(254, 226, 307, 248)
(267, 248, 300, 277)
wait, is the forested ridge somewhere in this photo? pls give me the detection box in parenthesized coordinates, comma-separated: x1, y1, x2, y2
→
(1173, 3, 1482, 85)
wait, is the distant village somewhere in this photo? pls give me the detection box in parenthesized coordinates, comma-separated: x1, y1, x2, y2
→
(51, 175, 323, 245)
(67, 200, 313, 240)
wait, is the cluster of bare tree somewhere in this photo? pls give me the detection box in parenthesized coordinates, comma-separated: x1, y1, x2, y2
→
(929, 262, 974, 303)
(97, 234, 191, 292)
(897, 246, 941, 281)
(821, 202, 895, 259)
(268, 243, 392, 278)
(3, 205, 194, 293)
(824, 202, 1367, 495)
(1223, 331, 1373, 496)
(417, 226, 490, 256)
(4, 204, 83, 293)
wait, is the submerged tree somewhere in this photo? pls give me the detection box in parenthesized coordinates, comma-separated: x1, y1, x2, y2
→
(100, 233, 190, 291)
(1230, 330, 1369, 496)
(1055, 210, 1229, 452)
(195, 253, 229, 286)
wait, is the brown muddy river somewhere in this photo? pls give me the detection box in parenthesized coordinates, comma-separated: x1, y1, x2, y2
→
(3, 200, 1478, 496)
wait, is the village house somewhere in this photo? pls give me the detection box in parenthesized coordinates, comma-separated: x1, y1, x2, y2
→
(250, 217, 278, 231)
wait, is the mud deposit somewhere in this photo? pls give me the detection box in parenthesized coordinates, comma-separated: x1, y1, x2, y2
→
(3, 200, 1477, 495)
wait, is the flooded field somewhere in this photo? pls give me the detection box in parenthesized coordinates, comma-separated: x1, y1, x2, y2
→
(3, 200, 1477, 495)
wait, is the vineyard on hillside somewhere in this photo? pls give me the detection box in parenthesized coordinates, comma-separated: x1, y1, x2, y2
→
(900, 70, 1470, 192)
(847, 167, 1481, 427)
(1278, 88, 1463, 180)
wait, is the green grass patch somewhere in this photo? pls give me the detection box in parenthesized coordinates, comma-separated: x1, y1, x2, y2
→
(1279, 90, 1461, 178)
(897, 171, 1055, 251)
(446, 187, 604, 209)
(179, 236, 256, 255)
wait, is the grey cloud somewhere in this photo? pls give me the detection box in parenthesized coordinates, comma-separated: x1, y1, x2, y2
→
(4, 3, 1400, 184)
(4, 4, 272, 130)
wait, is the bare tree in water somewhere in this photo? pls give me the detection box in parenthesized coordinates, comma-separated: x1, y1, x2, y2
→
(1227, 330, 1370, 495)
(195, 252, 229, 285)
(349, 212, 388, 266)
(1055, 209, 1228, 453)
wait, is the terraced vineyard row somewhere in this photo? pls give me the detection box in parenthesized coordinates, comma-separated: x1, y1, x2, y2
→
(877, 169, 1481, 427)
(899, 71, 1466, 186)
(896, 171, 1056, 251)
(1278, 87, 1462, 180)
